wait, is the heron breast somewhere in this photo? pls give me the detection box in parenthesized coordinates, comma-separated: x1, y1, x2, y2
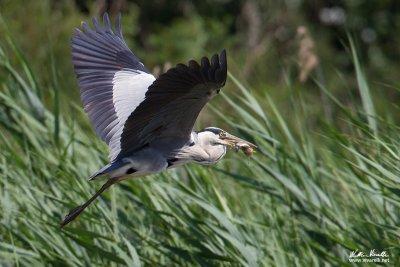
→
(197, 145, 226, 165)
(210, 145, 226, 162)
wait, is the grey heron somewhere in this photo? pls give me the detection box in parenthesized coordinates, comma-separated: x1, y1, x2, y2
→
(60, 13, 256, 227)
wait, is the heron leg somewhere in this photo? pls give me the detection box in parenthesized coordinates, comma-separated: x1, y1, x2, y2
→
(60, 178, 117, 228)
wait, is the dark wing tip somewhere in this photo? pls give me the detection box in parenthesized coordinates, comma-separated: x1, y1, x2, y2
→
(210, 53, 219, 70)
(218, 49, 227, 85)
(219, 49, 227, 71)
(209, 49, 227, 86)
(158, 49, 228, 91)
(186, 50, 227, 86)
(188, 59, 201, 70)
(201, 56, 210, 69)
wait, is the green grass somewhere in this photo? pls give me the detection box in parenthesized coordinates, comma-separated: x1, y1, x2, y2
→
(1, 31, 400, 266)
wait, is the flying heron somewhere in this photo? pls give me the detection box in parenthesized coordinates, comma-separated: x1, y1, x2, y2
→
(60, 13, 256, 227)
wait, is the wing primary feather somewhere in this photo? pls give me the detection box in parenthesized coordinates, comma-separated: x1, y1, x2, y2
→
(219, 49, 227, 85)
(210, 54, 219, 70)
(92, 17, 102, 33)
(201, 57, 210, 69)
(188, 60, 201, 70)
(103, 13, 112, 33)
(115, 13, 123, 38)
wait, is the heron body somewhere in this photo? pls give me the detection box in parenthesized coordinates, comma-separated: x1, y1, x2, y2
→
(60, 13, 255, 227)
(92, 130, 227, 180)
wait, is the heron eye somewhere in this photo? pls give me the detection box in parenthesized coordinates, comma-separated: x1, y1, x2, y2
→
(219, 132, 226, 138)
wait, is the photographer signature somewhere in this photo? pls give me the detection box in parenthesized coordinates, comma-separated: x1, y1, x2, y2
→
(349, 249, 389, 263)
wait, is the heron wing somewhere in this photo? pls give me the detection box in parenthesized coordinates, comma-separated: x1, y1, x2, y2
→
(113, 50, 227, 160)
(71, 13, 155, 151)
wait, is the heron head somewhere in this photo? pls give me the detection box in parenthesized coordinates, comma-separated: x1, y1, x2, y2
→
(201, 127, 257, 156)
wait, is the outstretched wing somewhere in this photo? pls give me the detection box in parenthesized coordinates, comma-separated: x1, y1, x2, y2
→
(114, 50, 227, 161)
(71, 13, 155, 156)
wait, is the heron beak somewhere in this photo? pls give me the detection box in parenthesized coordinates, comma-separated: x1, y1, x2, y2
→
(220, 133, 257, 156)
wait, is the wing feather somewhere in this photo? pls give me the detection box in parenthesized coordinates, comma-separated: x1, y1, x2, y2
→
(72, 14, 227, 162)
(113, 50, 227, 160)
(71, 13, 155, 154)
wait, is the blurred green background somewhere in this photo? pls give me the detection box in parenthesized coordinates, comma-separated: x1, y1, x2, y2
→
(2, 0, 400, 115)
(1, 0, 400, 266)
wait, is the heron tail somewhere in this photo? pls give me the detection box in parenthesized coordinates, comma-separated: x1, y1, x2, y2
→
(88, 164, 111, 180)
(60, 178, 117, 228)
(88, 161, 125, 181)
